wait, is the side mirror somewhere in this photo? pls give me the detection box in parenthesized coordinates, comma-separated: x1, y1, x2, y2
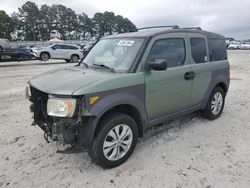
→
(148, 59, 167, 71)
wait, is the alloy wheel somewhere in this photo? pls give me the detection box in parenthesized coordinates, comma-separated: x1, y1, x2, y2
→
(103, 124, 133, 161)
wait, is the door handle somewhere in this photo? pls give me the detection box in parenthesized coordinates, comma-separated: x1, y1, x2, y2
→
(184, 71, 195, 80)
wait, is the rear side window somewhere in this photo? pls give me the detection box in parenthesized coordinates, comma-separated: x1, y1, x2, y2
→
(148, 38, 186, 68)
(190, 38, 207, 64)
(52, 45, 62, 49)
(62, 45, 78, 50)
(208, 39, 227, 61)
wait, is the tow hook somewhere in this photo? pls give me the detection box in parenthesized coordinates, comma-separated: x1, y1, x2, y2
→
(44, 133, 50, 143)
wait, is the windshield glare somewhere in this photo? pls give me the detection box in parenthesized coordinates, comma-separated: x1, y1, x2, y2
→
(84, 38, 144, 72)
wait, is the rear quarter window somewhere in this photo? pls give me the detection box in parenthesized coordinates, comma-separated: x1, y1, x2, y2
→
(208, 39, 227, 61)
(62, 45, 78, 50)
(190, 38, 207, 64)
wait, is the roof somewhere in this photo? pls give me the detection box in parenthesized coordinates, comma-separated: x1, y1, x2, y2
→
(105, 27, 225, 39)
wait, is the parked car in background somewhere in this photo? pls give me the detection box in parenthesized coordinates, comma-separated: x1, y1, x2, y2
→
(228, 41, 241, 50)
(0, 48, 37, 62)
(33, 44, 83, 63)
(0, 38, 11, 51)
(12, 48, 37, 60)
(241, 43, 250, 50)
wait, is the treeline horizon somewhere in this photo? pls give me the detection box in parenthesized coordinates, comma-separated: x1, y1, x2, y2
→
(0, 1, 137, 41)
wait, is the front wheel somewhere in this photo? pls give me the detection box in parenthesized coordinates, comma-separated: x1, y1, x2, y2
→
(70, 55, 79, 63)
(40, 52, 50, 61)
(202, 86, 225, 120)
(89, 112, 138, 168)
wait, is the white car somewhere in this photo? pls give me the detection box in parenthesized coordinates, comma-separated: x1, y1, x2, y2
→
(0, 38, 10, 52)
(241, 43, 250, 50)
(34, 44, 83, 63)
(228, 42, 241, 50)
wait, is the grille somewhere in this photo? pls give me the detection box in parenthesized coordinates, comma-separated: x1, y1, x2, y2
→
(30, 86, 48, 123)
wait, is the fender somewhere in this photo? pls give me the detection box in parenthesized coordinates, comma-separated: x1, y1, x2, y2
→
(79, 84, 148, 148)
(201, 68, 230, 108)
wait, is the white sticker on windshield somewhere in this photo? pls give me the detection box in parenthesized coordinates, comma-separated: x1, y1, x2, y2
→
(117, 40, 135, 46)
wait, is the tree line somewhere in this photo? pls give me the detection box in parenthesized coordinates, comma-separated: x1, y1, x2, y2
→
(0, 1, 137, 41)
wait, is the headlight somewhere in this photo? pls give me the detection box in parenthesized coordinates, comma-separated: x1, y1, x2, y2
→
(47, 97, 76, 117)
(25, 85, 31, 99)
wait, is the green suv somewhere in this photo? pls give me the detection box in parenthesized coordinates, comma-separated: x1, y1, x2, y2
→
(27, 26, 230, 168)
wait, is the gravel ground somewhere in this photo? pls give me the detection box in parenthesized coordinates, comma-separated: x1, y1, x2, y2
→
(0, 51, 250, 188)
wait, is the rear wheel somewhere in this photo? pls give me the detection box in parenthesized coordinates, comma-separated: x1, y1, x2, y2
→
(40, 52, 50, 61)
(70, 55, 79, 63)
(203, 86, 225, 120)
(89, 112, 138, 168)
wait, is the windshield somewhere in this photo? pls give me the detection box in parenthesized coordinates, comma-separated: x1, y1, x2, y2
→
(83, 38, 144, 72)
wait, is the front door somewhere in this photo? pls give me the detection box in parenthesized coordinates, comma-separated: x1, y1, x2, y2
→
(50, 45, 63, 58)
(144, 33, 193, 120)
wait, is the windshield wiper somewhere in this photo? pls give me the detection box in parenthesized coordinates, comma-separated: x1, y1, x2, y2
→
(92, 63, 116, 72)
(76, 60, 88, 68)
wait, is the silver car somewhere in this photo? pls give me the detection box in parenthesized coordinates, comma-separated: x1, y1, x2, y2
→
(33, 44, 84, 63)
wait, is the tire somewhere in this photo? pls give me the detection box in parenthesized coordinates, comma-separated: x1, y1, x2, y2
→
(70, 54, 79, 63)
(40, 52, 50, 61)
(203, 86, 225, 120)
(88, 112, 138, 168)
(65, 59, 71, 63)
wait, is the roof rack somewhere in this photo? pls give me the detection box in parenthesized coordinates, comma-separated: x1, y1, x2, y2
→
(128, 25, 179, 32)
(137, 25, 179, 31)
(181, 27, 202, 30)
(128, 25, 202, 33)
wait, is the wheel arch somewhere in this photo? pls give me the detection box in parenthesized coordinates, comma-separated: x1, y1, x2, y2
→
(94, 104, 144, 139)
(71, 54, 80, 58)
(215, 82, 228, 93)
(200, 68, 229, 109)
(40, 51, 50, 58)
(79, 86, 147, 148)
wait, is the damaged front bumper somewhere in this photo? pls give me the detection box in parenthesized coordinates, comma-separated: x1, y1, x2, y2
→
(28, 86, 98, 149)
(37, 118, 81, 144)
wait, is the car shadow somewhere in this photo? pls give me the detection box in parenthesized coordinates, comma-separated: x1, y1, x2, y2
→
(141, 111, 203, 142)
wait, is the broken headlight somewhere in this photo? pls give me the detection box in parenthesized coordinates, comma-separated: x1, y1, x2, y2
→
(47, 96, 76, 117)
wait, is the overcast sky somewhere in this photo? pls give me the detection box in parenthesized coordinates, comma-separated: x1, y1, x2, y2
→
(1, 0, 250, 39)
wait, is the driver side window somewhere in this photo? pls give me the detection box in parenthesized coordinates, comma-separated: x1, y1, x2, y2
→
(148, 38, 186, 68)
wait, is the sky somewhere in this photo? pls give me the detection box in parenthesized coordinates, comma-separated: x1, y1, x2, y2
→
(1, 0, 250, 39)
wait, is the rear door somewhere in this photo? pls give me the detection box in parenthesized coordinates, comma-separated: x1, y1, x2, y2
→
(62, 45, 79, 59)
(144, 33, 193, 120)
(187, 33, 211, 105)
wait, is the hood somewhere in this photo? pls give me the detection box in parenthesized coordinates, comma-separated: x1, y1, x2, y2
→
(29, 66, 113, 95)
